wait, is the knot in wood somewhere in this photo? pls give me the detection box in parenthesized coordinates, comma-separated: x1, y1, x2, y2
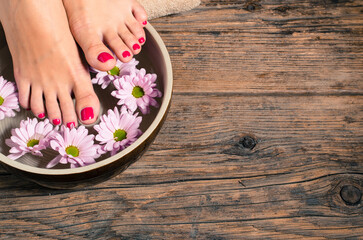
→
(246, 4, 255, 11)
(243, 1, 262, 12)
(340, 185, 361, 206)
(239, 136, 257, 150)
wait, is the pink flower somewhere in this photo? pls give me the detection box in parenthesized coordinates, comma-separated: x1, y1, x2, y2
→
(94, 106, 142, 156)
(91, 58, 139, 89)
(47, 125, 100, 168)
(111, 68, 162, 114)
(0, 76, 19, 120)
(5, 118, 56, 160)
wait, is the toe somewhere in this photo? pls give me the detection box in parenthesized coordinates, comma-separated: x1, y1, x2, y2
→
(58, 93, 77, 128)
(132, 1, 148, 26)
(118, 25, 142, 55)
(104, 31, 133, 63)
(16, 79, 31, 110)
(71, 26, 116, 71)
(126, 17, 146, 46)
(44, 92, 62, 126)
(73, 78, 100, 125)
(30, 86, 46, 119)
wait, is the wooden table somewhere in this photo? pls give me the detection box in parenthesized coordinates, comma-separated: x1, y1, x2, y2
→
(1, 0, 362, 239)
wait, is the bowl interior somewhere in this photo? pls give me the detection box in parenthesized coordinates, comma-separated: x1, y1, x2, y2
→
(0, 24, 171, 173)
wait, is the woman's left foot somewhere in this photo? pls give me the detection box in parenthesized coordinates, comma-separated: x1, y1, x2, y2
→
(62, 0, 148, 71)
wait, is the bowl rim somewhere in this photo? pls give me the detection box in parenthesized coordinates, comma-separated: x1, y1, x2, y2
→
(0, 23, 173, 175)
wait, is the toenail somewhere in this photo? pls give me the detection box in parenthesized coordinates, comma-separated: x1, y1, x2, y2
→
(133, 44, 140, 50)
(138, 37, 145, 44)
(81, 107, 94, 121)
(38, 113, 45, 119)
(97, 52, 114, 63)
(53, 119, 61, 125)
(142, 21, 147, 25)
(67, 122, 76, 129)
(122, 51, 131, 58)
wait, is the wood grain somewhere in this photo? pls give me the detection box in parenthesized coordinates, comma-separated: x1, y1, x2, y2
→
(0, 0, 362, 239)
(1, 94, 362, 239)
(152, 0, 363, 94)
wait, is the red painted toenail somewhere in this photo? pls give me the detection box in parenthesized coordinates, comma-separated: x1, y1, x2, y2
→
(138, 37, 145, 44)
(38, 113, 45, 119)
(67, 122, 75, 129)
(142, 21, 147, 25)
(97, 52, 114, 63)
(53, 119, 61, 125)
(81, 107, 94, 121)
(133, 44, 140, 50)
(122, 51, 131, 58)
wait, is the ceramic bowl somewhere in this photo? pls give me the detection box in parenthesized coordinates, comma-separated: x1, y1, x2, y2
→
(0, 24, 173, 189)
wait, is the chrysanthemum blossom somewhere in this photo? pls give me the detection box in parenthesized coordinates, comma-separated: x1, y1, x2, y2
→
(5, 118, 56, 160)
(91, 58, 139, 89)
(94, 106, 142, 156)
(111, 68, 162, 114)
(0, 76, 19, 120)
(47, 125, 101, 168)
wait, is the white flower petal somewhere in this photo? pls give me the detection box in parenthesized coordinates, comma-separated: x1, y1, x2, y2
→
(46, 155, 62, 168)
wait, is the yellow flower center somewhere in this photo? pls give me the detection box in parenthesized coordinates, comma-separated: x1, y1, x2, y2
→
(113, 129, 127, 142)
(0, 96, 4, 106)
(107, 66, 120, 76)
(27, 139, 39, 147)
(65, 145, 79, 157)
(132, 86, 144, 98)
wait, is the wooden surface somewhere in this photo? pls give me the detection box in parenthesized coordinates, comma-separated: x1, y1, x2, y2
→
(1, 0, 362, 239)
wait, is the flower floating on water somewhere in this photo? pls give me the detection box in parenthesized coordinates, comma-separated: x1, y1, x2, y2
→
(5, 118, 56, 160)
(111, 68, 162, 114)
(94, 106, 142, 156)
(91, 58, 139, 89)
(47, 125, 100, 168)
(0, 76, 19, 120)
(2, 55, 162, 169)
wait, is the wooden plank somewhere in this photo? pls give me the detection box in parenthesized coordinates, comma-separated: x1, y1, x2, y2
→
(151, 0, 363, 93)
(0, 175, 361, 239)
(1, 94, 362, 183)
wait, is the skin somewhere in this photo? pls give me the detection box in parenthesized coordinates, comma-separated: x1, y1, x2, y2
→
(63, 0, 148, 70)
(0, 0, 147, 127)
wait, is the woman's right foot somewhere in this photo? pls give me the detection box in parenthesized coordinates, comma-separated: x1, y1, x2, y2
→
(0, 0, 100, 127)
(62, 0, 148, 71)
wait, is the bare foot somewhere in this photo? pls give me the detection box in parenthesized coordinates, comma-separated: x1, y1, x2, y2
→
(62, 0, 148, 71)
(0, 0, 100, 127)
